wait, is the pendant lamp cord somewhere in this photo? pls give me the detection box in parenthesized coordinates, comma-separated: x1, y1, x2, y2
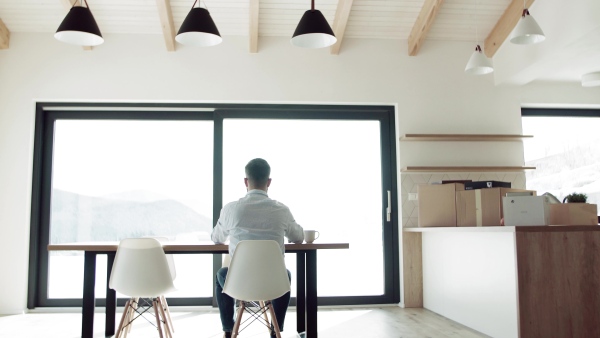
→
(311, 0, 315, 11)
(72, 0, 89, 9)
(190, 0, 209, 11)
(475, 0, 479, 44)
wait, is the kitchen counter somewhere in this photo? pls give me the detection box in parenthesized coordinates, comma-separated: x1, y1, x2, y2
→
(403, 225, 600, 337)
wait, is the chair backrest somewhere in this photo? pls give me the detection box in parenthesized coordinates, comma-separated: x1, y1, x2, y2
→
(109, 238, 175, 297)
(222, 240, 291, 301)
(151, 236, 177, 281)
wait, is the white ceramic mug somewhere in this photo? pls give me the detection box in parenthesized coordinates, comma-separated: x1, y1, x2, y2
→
(304, 230, 320, 243)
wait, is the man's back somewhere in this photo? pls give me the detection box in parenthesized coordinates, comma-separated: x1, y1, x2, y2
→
(211, 190, 304, 256)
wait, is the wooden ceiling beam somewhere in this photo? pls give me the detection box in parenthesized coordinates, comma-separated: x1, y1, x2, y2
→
(408, 0, 445, 56)
(0, 19, 9, 49)
(330, 0, 354, 55)
(484, 0, 536, 57)
(60, 0, 92, 50)
(156, 0, 176, 51)
(249, 0, 259, 53)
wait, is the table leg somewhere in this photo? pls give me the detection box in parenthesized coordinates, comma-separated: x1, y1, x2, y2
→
(306, 250, 318, 338)
(82, 252, 97, 338)
(105, 253, 116, 337)
(296, 253, 306, 335)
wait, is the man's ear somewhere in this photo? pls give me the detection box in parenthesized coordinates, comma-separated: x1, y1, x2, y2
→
(267, 178, 272, 187)
(244, 178, 249, 187)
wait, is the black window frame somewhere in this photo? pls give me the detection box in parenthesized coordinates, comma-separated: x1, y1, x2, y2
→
(28, 102, 399, 309)
(522, 107, 600, 118)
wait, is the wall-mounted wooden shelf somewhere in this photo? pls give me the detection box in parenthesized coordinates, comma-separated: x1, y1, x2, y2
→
(400, 134, 533, 142)
(402, 166, 536, 172)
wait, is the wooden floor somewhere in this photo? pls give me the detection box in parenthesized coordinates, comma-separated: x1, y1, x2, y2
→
(0, 306, 488, 338)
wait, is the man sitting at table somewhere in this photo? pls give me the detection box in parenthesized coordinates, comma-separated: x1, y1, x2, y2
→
(211, 158, 304, 338)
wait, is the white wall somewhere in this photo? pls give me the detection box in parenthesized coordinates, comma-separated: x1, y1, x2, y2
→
(1, 32, 600, 314)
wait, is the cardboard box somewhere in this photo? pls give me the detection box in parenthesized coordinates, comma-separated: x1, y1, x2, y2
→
(464, 180, 511, 190)
(456, 188, 536, 227)
(418, 183, 464, 227)
(502, 195, 550, 226)
(549, 203, 598, 225)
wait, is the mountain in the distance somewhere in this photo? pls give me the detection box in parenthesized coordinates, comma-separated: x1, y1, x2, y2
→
(102, 189, 171, 203)
(51, 189, 213, 243)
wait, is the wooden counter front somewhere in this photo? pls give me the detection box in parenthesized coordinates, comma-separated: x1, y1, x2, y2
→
(515, 228, 600, 338)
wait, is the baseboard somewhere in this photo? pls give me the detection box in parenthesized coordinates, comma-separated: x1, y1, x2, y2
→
(0, 309, 26, 316)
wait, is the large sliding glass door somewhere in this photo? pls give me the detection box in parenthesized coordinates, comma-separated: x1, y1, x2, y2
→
(29, 103, 398, 308)
(217, 107, 398, 304)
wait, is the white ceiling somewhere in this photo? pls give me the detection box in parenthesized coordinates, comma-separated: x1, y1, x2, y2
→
(0, 0, 509, 39)
(0, 0, 599, 86)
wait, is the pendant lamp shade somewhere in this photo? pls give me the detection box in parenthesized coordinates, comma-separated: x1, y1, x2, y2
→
(582, 72, 600, 87)
(465, 45, 493, 75)
(291, 9, 336, 48)
(176, 7, 222, 47)
(510, 9, 545, 45)
(55, 4, 103, 46)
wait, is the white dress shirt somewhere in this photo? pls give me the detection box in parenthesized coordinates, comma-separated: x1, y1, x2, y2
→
(211, 189, 304, 256)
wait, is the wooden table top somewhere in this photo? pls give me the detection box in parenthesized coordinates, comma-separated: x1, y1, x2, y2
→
(48, 241, 349, 252)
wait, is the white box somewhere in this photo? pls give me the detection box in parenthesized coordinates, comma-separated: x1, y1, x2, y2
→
(502, 196, 550, 226)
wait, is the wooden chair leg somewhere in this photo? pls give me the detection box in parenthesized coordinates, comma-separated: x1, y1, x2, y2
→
(260, 301, 271, 335)
(115, 299, 131, 338)
(268, 302, 282, 338)
(157, 297, 172, 338)
(161, 295, 175, 333)
(126, 297, 139, 334)
(153, 299, 164, 338)
(231, 301, 245, 338)
(122, 299, 136, 338)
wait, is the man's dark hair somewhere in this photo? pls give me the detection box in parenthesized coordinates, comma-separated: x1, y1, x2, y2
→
(245, 158, 271, 186)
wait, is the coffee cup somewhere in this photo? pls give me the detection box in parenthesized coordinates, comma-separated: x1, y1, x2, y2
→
(304, 230, 320, 243)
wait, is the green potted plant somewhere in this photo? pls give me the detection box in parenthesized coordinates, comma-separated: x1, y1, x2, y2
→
(562, 192, 588, 203)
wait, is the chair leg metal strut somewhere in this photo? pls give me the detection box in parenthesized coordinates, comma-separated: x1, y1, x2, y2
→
(115, 297, 172, 338)
(231, 300, 282, 338)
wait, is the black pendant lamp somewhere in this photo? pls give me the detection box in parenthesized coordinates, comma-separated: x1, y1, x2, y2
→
(291, 0, 337, 48)
(55, 0, 103, 46)
(176, 0, 222, 47)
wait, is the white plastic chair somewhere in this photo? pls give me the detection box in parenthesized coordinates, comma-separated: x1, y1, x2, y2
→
(151, 237, 177, 335)
(109, 238, 176, 338)
(222, 240, 291, 338)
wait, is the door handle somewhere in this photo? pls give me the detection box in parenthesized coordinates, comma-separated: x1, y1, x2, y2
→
(386, 190, 392, 222)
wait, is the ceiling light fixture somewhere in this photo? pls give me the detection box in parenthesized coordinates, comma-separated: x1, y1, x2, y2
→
(465, 0, 493, 75)
(291, 0, 336, 48)
(55, 0, 103, 46)
(176, 0, 222, 47)
(510, 2, 545, 45)
(465, 45, 494, 75)
(582, 72, 600, 87)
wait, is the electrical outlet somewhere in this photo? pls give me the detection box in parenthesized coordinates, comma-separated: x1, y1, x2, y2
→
(408, 193, 418, 201)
